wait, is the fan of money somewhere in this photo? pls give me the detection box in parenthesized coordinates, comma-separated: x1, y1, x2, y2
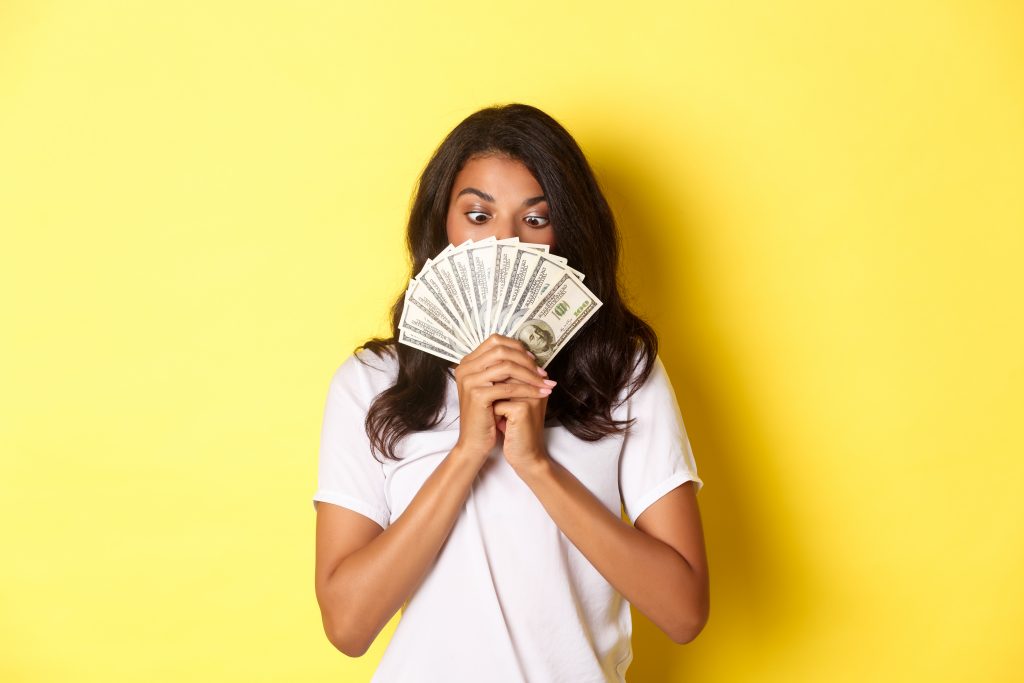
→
(398, 236, 602, 368)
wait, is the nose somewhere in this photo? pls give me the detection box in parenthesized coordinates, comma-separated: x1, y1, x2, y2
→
(492, 216, 516, 241)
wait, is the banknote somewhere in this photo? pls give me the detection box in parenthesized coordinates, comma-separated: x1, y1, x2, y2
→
(507, 270, 602, 368)
(398, 327, 462, 363)
(397, 238, 600, 366)
(492, 246, 543, 335)
(490, 240, 528, 333)
(464, 236, 498, 342)
(497, 252, 570, 336)
(398, 279, 474, 355)
(420, 242, 481, 347)
(413, 256, 475, 350)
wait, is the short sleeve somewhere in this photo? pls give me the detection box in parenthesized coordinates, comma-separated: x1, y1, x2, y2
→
(618, 354, 704, 524)
(311, 353, 392, 529)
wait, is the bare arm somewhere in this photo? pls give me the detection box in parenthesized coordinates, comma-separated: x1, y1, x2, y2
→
(515, 459, 709, 643)
(315, 444, 483, 657)
(492, 347, 709, 644)
(315, 334, 553, 657)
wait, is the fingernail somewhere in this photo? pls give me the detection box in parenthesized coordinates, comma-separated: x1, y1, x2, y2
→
(538, 387, 552, 395)
(536, 366, 547, 376)
(527, 351, 536, 359)
(543, 379, 557, 386)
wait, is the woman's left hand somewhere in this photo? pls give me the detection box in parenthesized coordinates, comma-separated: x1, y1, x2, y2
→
(493, 377, 554, 472)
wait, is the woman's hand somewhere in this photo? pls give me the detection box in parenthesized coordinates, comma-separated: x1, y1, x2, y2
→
(452, 334, 557, 463)
(492, 384, 552, 473)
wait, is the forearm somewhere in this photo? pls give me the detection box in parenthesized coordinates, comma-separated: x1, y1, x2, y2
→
(516, 457, 704, 643)
(325, 445, 483, 655)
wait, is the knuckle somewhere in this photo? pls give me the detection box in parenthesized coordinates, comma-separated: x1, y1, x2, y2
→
(500, 347, 518, 362)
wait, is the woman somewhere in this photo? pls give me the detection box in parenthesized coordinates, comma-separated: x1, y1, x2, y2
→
(313, 103, 708, 682)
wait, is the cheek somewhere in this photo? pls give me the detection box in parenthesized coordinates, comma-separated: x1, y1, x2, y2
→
(444, 210, 465, 245)
(539, 230, 557, 251)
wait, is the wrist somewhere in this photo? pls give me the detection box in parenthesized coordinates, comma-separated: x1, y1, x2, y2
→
(450, 441, 490, 466)
(512, 450, 554, 481)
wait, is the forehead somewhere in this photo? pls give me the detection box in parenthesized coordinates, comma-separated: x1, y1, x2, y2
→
(450, 155, 543, 198)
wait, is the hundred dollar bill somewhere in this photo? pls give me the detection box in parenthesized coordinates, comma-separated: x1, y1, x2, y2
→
(398, 278, 473, 355)
(398, 238, 592, 364)
(398, 327, 462, 363)
(493, 246, 544, 335)
(498, 252, 569, 336)
(486, 238, 521, 336)
(442, 241, 484, 345)
(508, 271, 602, 369)
(464, 236, 498, 342)
(413, 258, 474, 350)
(490, 240, 529, 334)
(421, 241, 481, 347)
(522, 249, 585, 283)
(488, 241, 583, 334)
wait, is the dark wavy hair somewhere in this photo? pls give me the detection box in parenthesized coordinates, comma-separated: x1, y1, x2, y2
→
(357, 103, 658, 460)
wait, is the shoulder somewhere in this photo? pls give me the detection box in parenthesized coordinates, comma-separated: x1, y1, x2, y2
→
(640, 354, 672, 391)
(329, 343, 400, 403)
(617, 348, 672, 404)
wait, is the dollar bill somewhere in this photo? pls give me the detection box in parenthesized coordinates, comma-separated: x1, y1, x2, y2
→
(420, 241, 482, 347)
(413, 256, 475, 350)
(398, 279, 474, 355)
(398, 327, 462, 363)
(397, 238, 596, 366)
(493, 247, 543, 335)
(444, 243, 482, 342)
(464, 236, 498, 342)
(490, 240, 529, 334)
(498, 252, 569, 336)
(508, 271, 602, 368)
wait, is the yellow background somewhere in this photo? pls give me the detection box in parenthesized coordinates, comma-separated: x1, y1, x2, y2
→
(2, 1, 1022, 681)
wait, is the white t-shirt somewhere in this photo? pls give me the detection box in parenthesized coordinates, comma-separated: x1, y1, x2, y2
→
(312, 346, 703, 683)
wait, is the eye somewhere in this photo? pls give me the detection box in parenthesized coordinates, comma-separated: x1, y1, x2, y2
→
(466, 211, 490, 224)
(524, 214, 550, 228)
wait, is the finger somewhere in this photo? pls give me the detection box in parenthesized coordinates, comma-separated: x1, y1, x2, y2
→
(459, 336, 546, 378)
(471, 381, 553, 405)
(462, 333, 540, 370)
(492, 398, 541, 420)
(465, 360, 556, 391)
(492, 402, 515, 420)
(493, 395, 548, 409)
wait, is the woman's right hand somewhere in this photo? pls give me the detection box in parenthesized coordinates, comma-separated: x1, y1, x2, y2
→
(452, 333, 557, 462)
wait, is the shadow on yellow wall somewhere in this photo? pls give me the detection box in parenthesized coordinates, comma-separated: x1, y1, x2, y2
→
(596, 131, 807, 678)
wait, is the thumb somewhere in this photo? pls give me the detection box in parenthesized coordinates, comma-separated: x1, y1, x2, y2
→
(493, 402, 508, 432)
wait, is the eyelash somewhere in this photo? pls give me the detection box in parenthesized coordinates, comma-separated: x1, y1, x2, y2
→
(466, 211, 550, 228)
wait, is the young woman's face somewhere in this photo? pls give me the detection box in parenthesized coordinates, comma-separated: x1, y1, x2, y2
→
(445, 154, 557, 250)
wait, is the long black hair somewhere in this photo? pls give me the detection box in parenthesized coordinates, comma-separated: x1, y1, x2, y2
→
(358, 103, 658, 460)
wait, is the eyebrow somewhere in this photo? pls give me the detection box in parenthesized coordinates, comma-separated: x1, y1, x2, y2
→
(456, 187, 547, 207)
